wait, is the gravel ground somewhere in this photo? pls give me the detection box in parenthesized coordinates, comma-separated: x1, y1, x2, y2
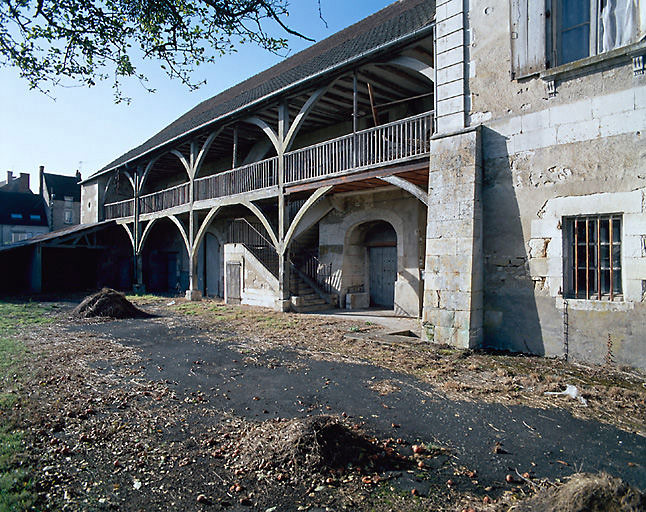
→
(7, 296, 646, 511)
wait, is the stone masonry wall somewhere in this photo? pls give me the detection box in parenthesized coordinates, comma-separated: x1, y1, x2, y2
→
(422, 127, 483, 348)
(465, 0, 646, 368)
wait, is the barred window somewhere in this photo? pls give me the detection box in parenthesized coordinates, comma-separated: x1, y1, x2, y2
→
(564, 215, 622, 300)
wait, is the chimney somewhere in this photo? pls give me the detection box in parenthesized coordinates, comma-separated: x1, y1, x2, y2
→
(18, 173, 29, 192)
(75, 170, 81, 182)
(39, 166, 44, 197)
(7, 171, 13, 184)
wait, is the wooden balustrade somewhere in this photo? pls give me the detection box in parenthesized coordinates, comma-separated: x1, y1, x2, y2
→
(285, 111, 433, 184)
(104, 199, 134, 219)
(195, 157, 278, 201)
(103, 112, 434, 220)
(139, 182, 190, 214)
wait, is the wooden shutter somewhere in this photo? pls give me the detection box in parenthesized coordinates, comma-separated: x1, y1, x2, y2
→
(510, 0, 547, 79)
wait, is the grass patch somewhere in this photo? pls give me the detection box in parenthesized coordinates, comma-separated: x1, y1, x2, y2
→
(0, 301, 54, 511)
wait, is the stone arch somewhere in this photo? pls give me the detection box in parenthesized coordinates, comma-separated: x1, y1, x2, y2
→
(341, 208, 406, 263)
(336, 206, 420, 316)
(343, 218, 399, 310)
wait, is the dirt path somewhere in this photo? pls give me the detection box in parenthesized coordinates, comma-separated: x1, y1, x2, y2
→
(68, 313, 646, 489)
(10, 297, 646, 511)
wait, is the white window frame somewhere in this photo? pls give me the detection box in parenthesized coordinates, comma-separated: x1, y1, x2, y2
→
(64, 209, 73, 224)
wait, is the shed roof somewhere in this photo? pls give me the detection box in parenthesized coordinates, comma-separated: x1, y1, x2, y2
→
(92, 0, 435, 179)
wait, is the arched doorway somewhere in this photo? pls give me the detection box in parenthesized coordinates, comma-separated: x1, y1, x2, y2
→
(365, 222, 397, 308)
(344, 219, 398, 310)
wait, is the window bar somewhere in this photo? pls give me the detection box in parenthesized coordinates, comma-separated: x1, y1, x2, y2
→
(586, 217, 590, 299)
(597, 217, 602, 300)
(574, 218, 579, 298)
(609, 216, 614, 301)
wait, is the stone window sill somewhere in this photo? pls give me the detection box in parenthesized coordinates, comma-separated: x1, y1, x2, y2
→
(540, 39, 646, 96)
(556, 297, 634, 312)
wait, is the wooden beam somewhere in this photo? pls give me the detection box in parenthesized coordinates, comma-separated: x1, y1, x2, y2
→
(360, 69, 419, 98)
(367, 83, 379, 126)
(285, 159, 429, 194)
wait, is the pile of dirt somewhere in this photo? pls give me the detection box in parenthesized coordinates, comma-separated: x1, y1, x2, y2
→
(227, 415, 405, 477)
(515, 473, 646, 512)
(72, 288, 151, 319)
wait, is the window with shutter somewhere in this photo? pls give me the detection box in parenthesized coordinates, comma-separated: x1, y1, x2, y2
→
(510, 0, 645, 78)
(510, 0, 547, 79)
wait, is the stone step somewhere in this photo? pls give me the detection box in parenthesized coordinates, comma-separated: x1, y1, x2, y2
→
(291, 303, 330, 313)
(291, 295, 327, 308)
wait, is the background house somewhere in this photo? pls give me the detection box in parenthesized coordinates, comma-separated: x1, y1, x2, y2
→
(39, 166, 82, 230)
(0, 171, 31, 193)
(0, 187, 49, 245)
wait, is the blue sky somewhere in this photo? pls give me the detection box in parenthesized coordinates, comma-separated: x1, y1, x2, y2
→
(0, 0, 394, 191)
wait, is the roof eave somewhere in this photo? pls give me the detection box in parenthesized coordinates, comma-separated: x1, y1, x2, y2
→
(81, 21, 435, 185)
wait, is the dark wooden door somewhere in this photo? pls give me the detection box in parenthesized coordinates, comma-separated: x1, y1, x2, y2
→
(226, 262, 241, 304)
(369, 246, 396, 307)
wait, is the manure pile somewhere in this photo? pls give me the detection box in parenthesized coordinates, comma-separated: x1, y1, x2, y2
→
(73, 288, 151, 319)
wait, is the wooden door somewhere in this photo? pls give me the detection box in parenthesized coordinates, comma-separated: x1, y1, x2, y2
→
(204, 234, 220, 297)
(369, 246, 396, 307)
(226, 262, 241, 304)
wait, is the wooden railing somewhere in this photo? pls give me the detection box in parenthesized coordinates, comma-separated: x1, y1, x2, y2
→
(228, 218, 279, 277)
(195, 157, 278, 201)
(104, 199, 134, 219)
(139, 182, 190, 214)
(293, 251, 332, 296)
(284, 111, 433, 184)
(103, 112, 433, 220)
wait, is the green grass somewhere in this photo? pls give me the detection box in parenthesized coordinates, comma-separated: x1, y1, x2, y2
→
(0, 301, 54, 511)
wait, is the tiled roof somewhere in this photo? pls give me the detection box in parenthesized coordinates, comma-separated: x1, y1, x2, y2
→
(44, 173, 81, 202)
(0, 191, 48, 227)
(94, 0, 435, 177)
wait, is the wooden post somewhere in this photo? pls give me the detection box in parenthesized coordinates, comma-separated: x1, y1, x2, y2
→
(29, 245, 42, 293)
(132, 165, 145, 293)
(186, 141, 202, 301)
(232, 126, 239, 169)
(353, 71, 358, 168)
(277, 103, 291, 310)
(367, 83, 379, 127)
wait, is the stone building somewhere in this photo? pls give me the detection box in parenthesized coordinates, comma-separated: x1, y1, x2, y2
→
(78, 0, 645, 368)
(0, 189, 49, 246)
(39, 166, 82, 231)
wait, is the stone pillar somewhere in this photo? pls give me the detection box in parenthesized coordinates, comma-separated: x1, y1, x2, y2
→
(434, 0, 466, 133)
(422, 127, 483, 349)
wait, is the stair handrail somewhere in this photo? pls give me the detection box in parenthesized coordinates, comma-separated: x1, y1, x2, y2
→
(228, 218, 279, 277)
(290, 250, 332, 298)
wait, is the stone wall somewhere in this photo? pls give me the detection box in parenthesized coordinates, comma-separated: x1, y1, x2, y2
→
(318, 188, 426, 317)
(466, 0, 646, 367)
(224, 243, 279, 308)
(421, 127, 483, 348)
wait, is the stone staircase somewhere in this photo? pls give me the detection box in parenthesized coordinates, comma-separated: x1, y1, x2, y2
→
(289, 272, 330, 313)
